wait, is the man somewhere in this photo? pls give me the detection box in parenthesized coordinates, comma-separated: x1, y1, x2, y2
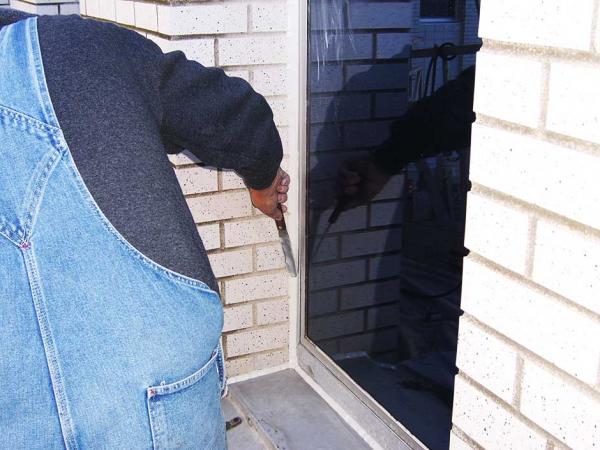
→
(0, 8, 287, 449)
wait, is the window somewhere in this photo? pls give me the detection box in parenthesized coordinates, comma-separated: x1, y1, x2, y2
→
(420, 0, 457, 19)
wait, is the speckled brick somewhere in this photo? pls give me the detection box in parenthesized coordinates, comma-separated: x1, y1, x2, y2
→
(449, 432, 475, 450)
(452, 377, 546, 449)
(251, 2, 286, 32)
(115, 0, 134, 25)
(456, 318, 518, 404)
(187, 190, 253, 223)
(225, 324, 288, 357)
(157, 3, 247, 35)
(479, 0, 593, 50)
(464, 192, 530, 275)
(224, 273, 288, 304)
(196, 223, 220, 251)
(266, 97, 287, 127)
(532, 220, 600, 315)
(221, 170, 246, 190)
(252, 66, 288, 96)
(461, 259, 600, 385)
(147, 35, 215, 67)
(223, 304, 253, 333)
(470, 124, 600, 230)
(208, 248, 253, 278)
(256, 298, 288, 326)
(473, 51, 543, 128)
(218, 35, 287, 66)
(97, 0, 116, 21)
(224, 348, 288, 377)
(521, 361, 600, 448)
(224, 216, 278, 247)
(547, 61, 600, 145)
(255, 244, 286, 271)
(174, 166, 218, 195)
(225, 69, 250, 82)
(134, 1, 157, 32)
(167, 150, 201, 166)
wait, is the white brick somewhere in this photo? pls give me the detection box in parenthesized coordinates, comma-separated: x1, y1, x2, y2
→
(157, 4, 247, 36)
(547, 61, 600, 144)
(208, 248, 253, 278)
(225, 324, 288, 357)
(223, 304, 253, 332)
(521, 362, 600, 448)
(256, 298, 288, 325)
(252, 66, 288, 97)
(115, 0, 134, 25)
(465, 193, 530, 274)
(532, 220, 600, 314)
(224, 216, 278, 247)
(167, 149, 201, 166)
(79, 0, 86, 14)
(224, 273, 288, 304)
(59, 3, 80, 15)
(461, 259, 600, 384)
(97, 0, 115, 21)
(225, 348, 287, 377)
(452, 377, 547, 450)
(266, 97, 287, 126)
(479, 0, 593, 50)
(196, 223, 220, 251)
(187, 190, 252, 223)
(224, 70, 250, 83)
(134, 1, 157, 32)
(456, 318, 518, 403)
(218, 35, 287, 66)
(470, 124, 600, 229)
(221, 170, 246, 190)
(449, 432, 475, 450)
(174, 166, 218, 195)
(473, 51, 543, 127)
(255, 244, 285, 271)
(251, 2, 286, 32)
(10, 0, 57, 14)
(147, 35, 215, 67)
(85, 0, 98, 17)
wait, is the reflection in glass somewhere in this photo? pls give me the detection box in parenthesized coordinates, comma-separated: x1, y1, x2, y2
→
(305, 1, 480, 448)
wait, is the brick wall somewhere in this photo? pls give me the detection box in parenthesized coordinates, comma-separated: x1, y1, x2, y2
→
(451, 0, 600, 448)
(6, 0, 79, 14)
(80, 0, 291, 378)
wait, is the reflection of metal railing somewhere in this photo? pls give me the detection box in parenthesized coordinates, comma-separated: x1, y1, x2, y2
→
(409, 42, 482, 101)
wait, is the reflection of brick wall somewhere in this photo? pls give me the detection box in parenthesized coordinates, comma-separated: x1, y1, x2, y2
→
(307, 0, 413, 358)
(80, 0, 291, 378)
(451, 0, 600, 448)
(5, 0, 79, 14)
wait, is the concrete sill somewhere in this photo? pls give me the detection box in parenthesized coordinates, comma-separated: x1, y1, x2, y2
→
(223, 368, 371, 450)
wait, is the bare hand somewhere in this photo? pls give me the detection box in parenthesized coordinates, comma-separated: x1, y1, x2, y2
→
(336, 158, 391, 210)
(249, 167, 290, 220)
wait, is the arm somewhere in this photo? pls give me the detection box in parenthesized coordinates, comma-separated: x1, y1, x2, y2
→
(156, 49, 283, 191)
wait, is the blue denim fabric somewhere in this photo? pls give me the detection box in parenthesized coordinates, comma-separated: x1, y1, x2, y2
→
(0, 17, 228, 449)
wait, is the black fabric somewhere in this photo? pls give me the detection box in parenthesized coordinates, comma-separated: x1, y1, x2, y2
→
(0, 9, 284, 294)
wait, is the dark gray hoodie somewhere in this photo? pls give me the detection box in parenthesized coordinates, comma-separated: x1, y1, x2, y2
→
(0, 9, 284, 294)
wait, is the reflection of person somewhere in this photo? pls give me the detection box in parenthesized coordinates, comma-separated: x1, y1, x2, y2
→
(0, 9, 287, 449)
(337, 65, 475, 208)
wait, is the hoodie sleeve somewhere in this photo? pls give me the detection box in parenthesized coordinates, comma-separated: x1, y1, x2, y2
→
(154, 47, 283, 190)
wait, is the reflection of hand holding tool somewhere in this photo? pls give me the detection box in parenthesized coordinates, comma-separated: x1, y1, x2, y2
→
(275, 203, 297, 277)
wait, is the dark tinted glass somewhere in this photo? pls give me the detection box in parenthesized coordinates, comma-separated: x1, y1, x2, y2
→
(306, 1, 480, 448)
(421, 0, 457, 18)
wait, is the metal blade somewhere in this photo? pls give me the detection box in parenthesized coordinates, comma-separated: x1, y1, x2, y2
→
(278, 229, 297, 277)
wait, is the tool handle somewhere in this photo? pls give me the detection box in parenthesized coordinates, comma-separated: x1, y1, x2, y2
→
(275, 203, 286, 231)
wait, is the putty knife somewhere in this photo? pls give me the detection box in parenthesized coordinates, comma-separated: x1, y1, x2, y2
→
(275, 203, 297, 277)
